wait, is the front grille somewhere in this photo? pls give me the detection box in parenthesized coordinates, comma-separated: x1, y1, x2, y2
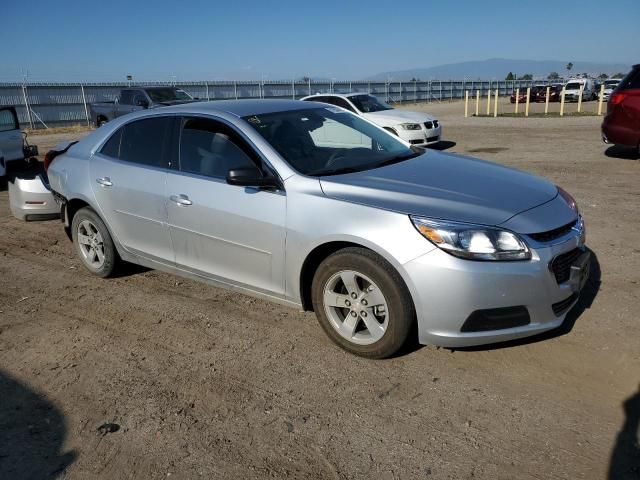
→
(427, 136, 439, 143)
(550, 248, 582, 284)
(552, 293, 578, 316)
(424, 121, 434, 129)
(433, 120, 439, 128)
(528, 220, 577, 243)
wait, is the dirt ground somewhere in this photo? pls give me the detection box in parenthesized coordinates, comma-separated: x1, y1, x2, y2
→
(1, 100, 639, 479)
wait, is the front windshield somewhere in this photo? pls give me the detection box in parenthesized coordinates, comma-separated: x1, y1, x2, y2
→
(348, 94, 393, 113)
(243, 107, 418, 176)
(565, 82, 582, 90)
(604, 80, 619, 87)
(145, 88, 192, 102)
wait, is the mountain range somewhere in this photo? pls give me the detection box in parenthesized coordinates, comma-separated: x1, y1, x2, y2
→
(366, 58, 631, 81)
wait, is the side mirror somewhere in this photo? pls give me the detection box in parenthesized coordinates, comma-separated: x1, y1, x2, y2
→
(226, 167, 279, 189)
(137, 99, 149, 108)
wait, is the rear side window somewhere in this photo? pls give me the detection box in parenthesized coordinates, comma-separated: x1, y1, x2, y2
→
(100, 129, 122, 158)
(618, 67, 640, 90)
(119, 90, 133, 105)
(120, 117, 171, 168)
(178, 117, 257, 179)
(0, 108, 18, 132)
(331, 97, 356, 113)
(100, 117, 172, 168)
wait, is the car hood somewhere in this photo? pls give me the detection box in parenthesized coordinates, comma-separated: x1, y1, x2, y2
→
(362, 109, 435, 126)
(319, 150, 562, 230)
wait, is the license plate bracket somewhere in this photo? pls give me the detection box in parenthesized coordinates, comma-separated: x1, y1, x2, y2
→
(569, 251, 591, 293)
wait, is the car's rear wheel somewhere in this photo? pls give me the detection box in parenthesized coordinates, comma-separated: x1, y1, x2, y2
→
(311, 248, 415, 358)
(71, 207, 118, 277)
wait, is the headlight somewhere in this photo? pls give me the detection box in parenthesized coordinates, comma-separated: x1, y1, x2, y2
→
(399, 123, 422, 131)
(557, 186, 579, 215)
(411, 216, 531, 261)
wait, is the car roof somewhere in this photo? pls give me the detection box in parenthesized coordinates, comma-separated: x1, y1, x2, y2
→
(157, 99, 326, 117)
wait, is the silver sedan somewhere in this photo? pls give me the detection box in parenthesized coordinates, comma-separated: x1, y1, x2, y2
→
(47, 100, 589, 358)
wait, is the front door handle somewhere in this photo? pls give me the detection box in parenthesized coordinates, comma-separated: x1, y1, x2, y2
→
(170, 194, 192, 206)
(96, 177, 113, 187)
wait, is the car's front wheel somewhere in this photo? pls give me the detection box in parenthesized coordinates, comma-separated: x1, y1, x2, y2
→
(311, 248, 415, 358)
(71, 207, 118, 277)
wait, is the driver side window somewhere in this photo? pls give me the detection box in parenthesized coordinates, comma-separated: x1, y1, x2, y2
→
(179, 117, 257, 179)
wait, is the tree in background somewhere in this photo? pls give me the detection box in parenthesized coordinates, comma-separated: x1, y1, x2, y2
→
(612, 72, 626, 79)
(520, 74, 533, 80)
(548, 72, 560, 80)
(505, 72, 514, 81)
(566, 62, 574, 75)
(598, 73, 609, 80)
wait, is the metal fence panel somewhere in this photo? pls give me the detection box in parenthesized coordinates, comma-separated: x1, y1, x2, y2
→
(0, 79, 541, 128)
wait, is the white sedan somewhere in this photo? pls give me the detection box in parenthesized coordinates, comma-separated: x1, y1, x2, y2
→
(301, 93, 442, 147)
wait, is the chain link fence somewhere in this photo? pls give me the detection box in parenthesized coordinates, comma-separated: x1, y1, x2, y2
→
(0, 79, 541, 128)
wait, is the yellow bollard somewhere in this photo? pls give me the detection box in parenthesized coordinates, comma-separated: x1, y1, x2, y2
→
(464, 91, 469, 117)
(515, 88, 520, 114)
(486, 89, 491, 116)
(544, 86, 550, 115)
(475, 90, 480, 116)
(577, 86, 583, 113)
(493, 88, 498, 117)
(560, 88, 566, 116)
(525, 87, 531, 117)
(598, 83, 605, 115)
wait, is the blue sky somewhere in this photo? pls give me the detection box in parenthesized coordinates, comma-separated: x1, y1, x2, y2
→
(2, 0, 638, 82)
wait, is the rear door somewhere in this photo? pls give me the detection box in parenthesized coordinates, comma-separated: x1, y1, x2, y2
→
(89, 116, 175, 264)
(0, 107, 24, 170)
(166, 116, 286, 295)
(615, 67, 640, 143)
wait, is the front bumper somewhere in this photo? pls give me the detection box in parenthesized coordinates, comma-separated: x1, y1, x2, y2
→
(398, 125, 442, 146)
(403, 230, 588, 347)
(9, 173, 60, 221)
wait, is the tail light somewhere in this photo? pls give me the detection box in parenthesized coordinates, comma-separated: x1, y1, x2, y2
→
(43, 151, 56, 172)
(610, 92, 627, 106)
(43, 141, 78, 172)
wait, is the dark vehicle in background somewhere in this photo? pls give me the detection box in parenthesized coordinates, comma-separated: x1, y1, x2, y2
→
(89, 87, 196, 126)
(510, 86, 544, 104)
(535, 85, 563, 103)
(602, 65, 640, 155)
(0, 106, 38, 178)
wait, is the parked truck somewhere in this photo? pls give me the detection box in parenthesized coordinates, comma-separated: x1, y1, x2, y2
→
(89, 86, 196, 126)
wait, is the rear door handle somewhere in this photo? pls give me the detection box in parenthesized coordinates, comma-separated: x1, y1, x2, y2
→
(96, 177, 113, 187)
(170, 194, 192, 206)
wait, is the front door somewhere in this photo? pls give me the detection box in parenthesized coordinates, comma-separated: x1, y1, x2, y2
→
(90, 116, 174, 264)
(166, 116, 286, 295)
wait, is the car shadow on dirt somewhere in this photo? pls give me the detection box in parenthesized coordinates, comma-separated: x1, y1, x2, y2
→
(0, 370, 76, 478)
(427, 140, 456, 151)
(604, 145, 639, 161)
(608, 386, 640, 479)
(453, 247, 601, 352)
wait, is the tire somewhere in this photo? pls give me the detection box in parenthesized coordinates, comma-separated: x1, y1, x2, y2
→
(71, 207, 118, 277)
(97, 117, 107, 127)
(311, 247, 415, 359)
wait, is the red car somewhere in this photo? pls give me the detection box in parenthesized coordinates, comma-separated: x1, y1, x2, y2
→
(535, 85, 563, 103)
(510, 86, 545, 104)
(602, 64, 640, 154)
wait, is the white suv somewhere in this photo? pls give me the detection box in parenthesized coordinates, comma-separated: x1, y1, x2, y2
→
(301, 93, 442, 147)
